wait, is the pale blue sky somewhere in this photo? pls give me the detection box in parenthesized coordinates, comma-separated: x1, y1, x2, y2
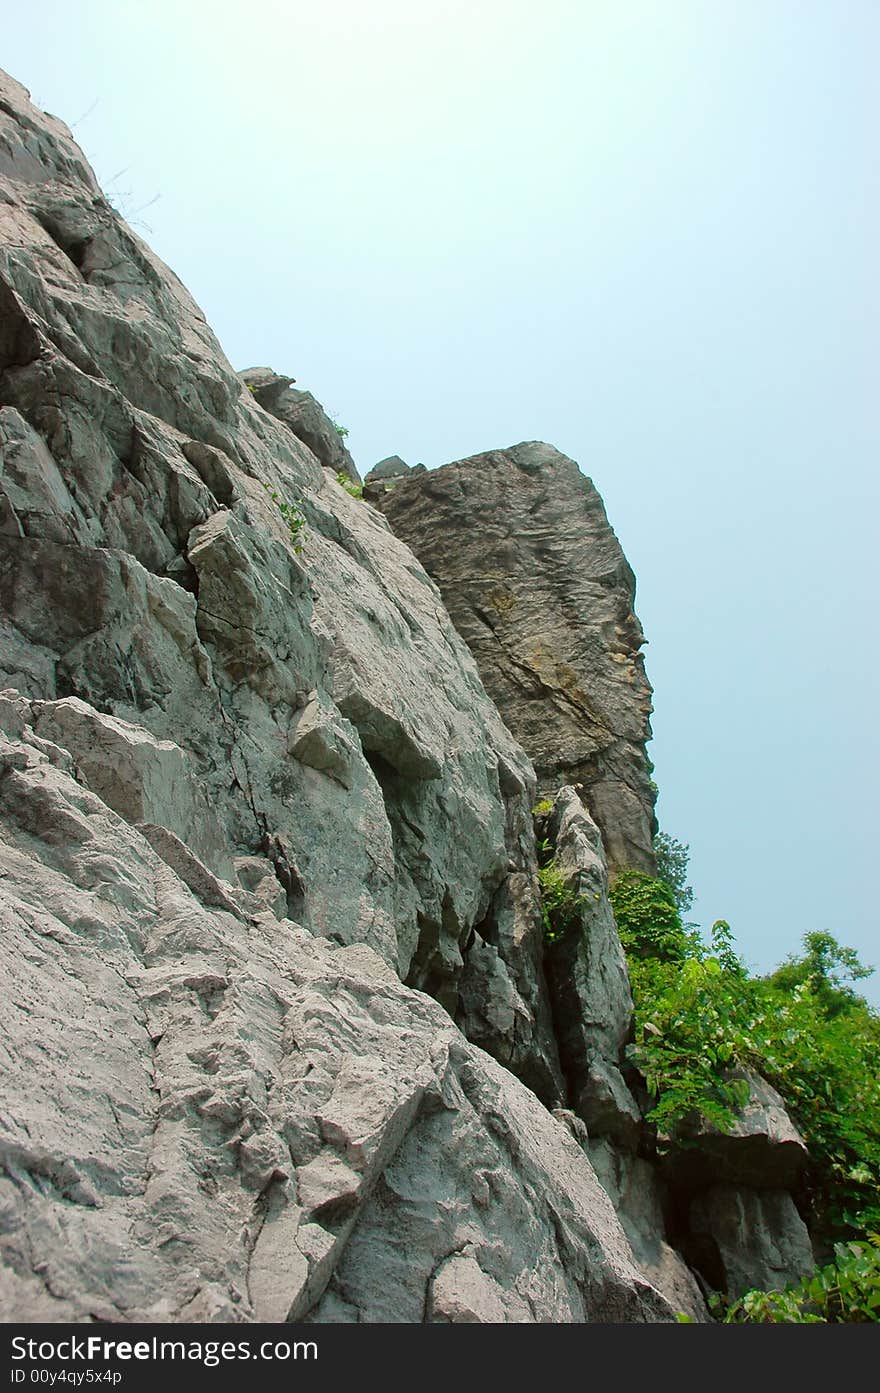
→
(4, 1, 878, 1000)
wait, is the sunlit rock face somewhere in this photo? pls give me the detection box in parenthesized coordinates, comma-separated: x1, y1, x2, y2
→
(0, 65, 566, 1099)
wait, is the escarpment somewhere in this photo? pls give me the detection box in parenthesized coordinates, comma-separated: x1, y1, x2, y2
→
(0, 69, 816, 1323)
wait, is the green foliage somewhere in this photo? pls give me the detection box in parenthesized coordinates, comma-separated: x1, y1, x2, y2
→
(652, 830, 694, 916)
(619, 897, 880, 1236)
(537, 859, 581, 945)
(612, 826, 880, 1297)
(329, 415, 350, 439)
(534, 832, 583, 946)
(746, 972, 880, 1233)
(532, 798, 554, 817)
(609, 869, 691, 963)
(335, 471, 363, 499)
(713, 1238, 880, 1323)
(767, 930, 874, 1019)
(262, 483, 305, 553)
(626, 950, 754, 1133)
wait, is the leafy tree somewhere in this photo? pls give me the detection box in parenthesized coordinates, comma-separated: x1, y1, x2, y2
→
(653, 830, 694, 916)
(766, 930, 874, 1018)
(713, 1238, 880, 1323)
(609, 868, 691, 962)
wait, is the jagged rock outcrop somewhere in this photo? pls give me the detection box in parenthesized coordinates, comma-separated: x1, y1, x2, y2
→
(0, 708, 673, 1322)
(367, 444, 657, 873)
(660, 1069, 810, 1191)
(369, 455, 412, 480)
(0, 68, 563, 1107)
(0, 68, 818, 1322)
(540, 787, 642, 1146)
(658, 1070, 814, 1297)
(684, 1187, 814, 1299)
(0, 68, 669, 1321)
(239, 367, 360, 484)
(587, 1140, 709, 1322)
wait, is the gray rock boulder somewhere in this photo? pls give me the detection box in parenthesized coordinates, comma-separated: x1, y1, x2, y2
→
(660, 1069, 809, 1190)
(370, 440, 657, 872)
(366, 454, 410, 480)
(588, 1139, 708, 1321)
(541, 787, 642, 1145)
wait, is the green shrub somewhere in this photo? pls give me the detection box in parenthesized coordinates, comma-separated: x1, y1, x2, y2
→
(537, 860, 581, 945)
(626, 947, 754, 1133)
(617, 891, 880, 1235)
(534, 831, 582, 945)
(613, 820, 880, 1280)
(653, 830, 694, 915)
(609, 869, 691, 963)
(767, 930, 874, 1019)
(713, 1237, 880, 1323)
(745, 971, 880, 1233)
(532, 798, 553, 817)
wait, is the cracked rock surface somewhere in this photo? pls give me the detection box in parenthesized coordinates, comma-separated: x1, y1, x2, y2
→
(0, 67, 561, 1101)
(0, 711, 673, 1323)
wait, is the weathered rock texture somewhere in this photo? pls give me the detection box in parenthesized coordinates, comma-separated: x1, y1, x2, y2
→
(660, 1069, 810, 1192)
(0, 705, 672, 1322)
(541, 787, 642, 1147)
(367, 445, 657, 873)
(684, 1187, 814, 1299)
(239, 368, 360, 484)
(0, 69, 816, 1322)
(0, 68, 664, 1321)
(0, 67, 564, 1109)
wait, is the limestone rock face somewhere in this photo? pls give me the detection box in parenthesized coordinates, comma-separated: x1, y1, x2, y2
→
(367, 455, 411, 480)
(588, 1140, 709, 1322)
(0, 713, 674, 1323)
(369, 442, 657, 873)
(0, 67, 819, 1323)
(0, 68, 561, 1104)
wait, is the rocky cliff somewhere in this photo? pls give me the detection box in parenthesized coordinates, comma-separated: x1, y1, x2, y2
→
(365, 446, 657, 874)
(0, 70, 814, 1323)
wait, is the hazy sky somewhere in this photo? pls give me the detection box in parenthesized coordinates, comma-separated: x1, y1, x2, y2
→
(4, 1, 878, 1000)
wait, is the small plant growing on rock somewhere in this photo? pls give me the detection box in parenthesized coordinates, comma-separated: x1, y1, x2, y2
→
(535, 831, 583, 945)
(336, 471, 363, 499)
(538, 860, 582, 945)
(262, 482, 305, 554)
(532, 798, 553, 817)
